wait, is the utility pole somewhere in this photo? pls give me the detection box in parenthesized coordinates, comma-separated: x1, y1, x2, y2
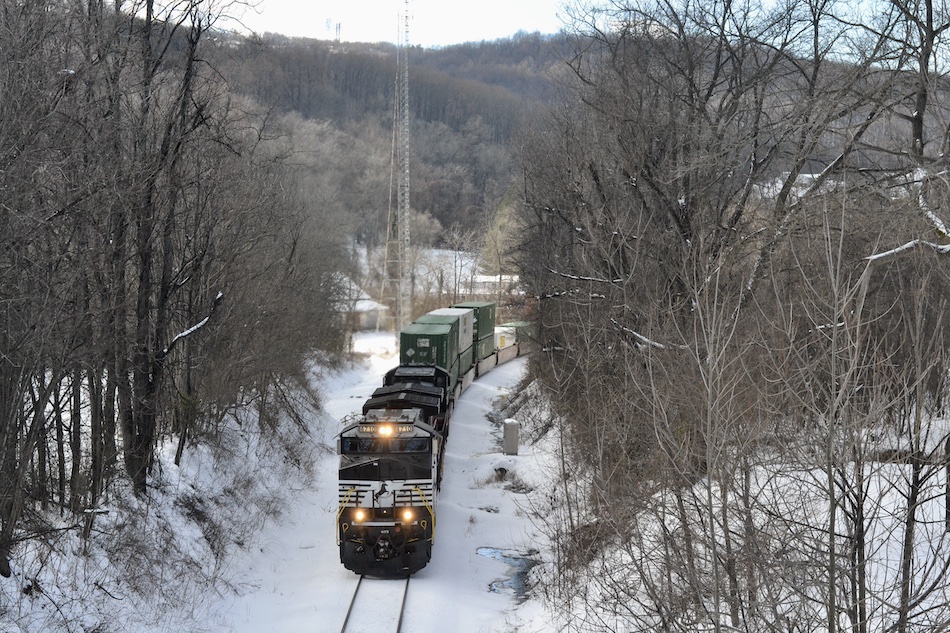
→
(385, 0, 412, 331)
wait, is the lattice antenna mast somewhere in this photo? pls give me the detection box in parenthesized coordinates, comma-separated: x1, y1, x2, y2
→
(387, 0, 412, 331)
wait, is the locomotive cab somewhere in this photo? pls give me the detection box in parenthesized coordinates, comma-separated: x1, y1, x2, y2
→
(336, 408, 442, 575)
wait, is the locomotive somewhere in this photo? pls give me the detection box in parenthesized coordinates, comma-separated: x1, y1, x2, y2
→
(336, 301, 522, 576)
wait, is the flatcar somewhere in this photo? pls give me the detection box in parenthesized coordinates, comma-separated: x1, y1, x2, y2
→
(336, 301, 522, 576)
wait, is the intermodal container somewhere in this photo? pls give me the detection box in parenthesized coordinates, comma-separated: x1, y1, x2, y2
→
(499, 321, 535, 345)
(426, 307, 474, 354)
(452, 301, 496, 341)
(458, 345, 474, 378)
(412, 315, 474, 379)
(495, 326, 516, 350)
(399, 323, 457, 371)
(413, 314, 460, 360)
(475, 334, 494, 361)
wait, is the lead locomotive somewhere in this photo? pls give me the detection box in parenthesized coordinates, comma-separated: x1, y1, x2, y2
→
(336, 371, 449, 575)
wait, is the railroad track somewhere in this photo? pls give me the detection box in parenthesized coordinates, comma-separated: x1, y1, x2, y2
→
(340, 575, 410, 633)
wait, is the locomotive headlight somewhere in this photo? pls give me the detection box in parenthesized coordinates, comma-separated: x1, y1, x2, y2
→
(379, 425, 394, 436)
(401, 509, 414, 522)
(354, 509, 366, 523)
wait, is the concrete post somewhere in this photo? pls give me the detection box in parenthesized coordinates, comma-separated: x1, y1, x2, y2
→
(503, 418, 520, 455)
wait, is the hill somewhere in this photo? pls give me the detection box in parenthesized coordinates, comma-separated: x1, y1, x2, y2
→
(208, 32, 571, 240)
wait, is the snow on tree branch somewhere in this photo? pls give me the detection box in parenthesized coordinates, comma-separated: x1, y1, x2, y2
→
(913, 166, 950, 238)
(610, 318, 688, 351)
(159, 292, 224, 359)
(864, 239, 950, 264)
(917, 193, 949, 237)
(852, 240, 950, 328)
(548, 268, 624, 284)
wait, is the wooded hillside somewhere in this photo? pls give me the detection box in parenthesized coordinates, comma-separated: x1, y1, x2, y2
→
(11, 1, 950, 631)
(212, 30, 570, 240)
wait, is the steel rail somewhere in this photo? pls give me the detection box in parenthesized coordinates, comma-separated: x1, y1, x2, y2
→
(340, 575, 410, 633)
(339, 574, 363, 633)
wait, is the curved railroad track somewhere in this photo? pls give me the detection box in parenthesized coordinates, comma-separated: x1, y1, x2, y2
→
(340, 574, 410, 633)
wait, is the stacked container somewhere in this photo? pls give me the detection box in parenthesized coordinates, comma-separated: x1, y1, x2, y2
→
(498, 320, 534, 348)
(399, 322, 459, 391)
(413, 307, 475, 380)
(494, 325, 516, 350)
(452, 301, 496, 361)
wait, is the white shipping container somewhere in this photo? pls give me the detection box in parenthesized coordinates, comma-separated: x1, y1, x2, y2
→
(430, 307, 474, 352)
(494, 326, 516, 350)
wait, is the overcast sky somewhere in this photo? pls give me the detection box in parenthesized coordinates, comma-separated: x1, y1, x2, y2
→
(224, 0, 571, 47)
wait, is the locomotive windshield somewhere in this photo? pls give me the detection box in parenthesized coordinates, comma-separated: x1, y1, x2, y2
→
(341, 436, 430, 455)
(341, 438, 384, 454)
(390, 438, 430, 453)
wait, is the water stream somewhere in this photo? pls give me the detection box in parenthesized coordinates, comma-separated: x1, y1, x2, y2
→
(476, 547, 541, 603)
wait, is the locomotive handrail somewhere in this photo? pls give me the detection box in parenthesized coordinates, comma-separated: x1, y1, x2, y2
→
(336, 488, 358, 544)
(412, 486, 435, 540)
(394, 483, 433, 505)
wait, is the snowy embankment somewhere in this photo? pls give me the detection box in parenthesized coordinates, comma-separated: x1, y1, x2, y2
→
(1, 331, 559, 632)
(220, 331, 557, 632)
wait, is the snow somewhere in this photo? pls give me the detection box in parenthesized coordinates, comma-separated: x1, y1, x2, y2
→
(9, 329, 948, 631)
(218, 331, 555, 632)
(864, 238, 950, 262)
(165, 315, 211, 352)
(353, 298, 388, 313)
(0, 331, 556, 632)
(163, 291, 224, 354)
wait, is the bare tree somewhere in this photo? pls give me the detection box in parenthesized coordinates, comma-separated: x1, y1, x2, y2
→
(515, 0, 950, 630)
(0, 0, 352, 581)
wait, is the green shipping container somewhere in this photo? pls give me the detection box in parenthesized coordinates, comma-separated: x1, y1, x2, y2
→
(453, 301, 496, 341)
(475, 334, 494, 361)
(413, 314, 461, 357)
(499, 321, 536, 344)
(399, 323, 458, 371)
(458, 345, 474, 378)
(413, 316, 475, 379)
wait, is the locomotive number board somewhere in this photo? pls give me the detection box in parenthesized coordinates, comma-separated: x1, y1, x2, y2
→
(358, 424, 415, 435)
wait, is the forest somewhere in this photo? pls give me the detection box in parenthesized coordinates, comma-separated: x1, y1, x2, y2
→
(512, 0, 950, 631)
(0, 0, 357, 581)
(217, 28, 569, 241)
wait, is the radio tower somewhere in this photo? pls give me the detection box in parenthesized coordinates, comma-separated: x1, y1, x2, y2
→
(385, 0, 412, 331)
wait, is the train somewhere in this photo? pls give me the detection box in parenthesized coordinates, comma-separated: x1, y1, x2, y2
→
(336, 301, 524, 576)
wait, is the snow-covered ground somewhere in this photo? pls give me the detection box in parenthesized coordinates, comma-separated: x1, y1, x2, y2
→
(219, 331, 555, 632)
(13, 328, 945, 632)
(0, 331, 557, 632)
